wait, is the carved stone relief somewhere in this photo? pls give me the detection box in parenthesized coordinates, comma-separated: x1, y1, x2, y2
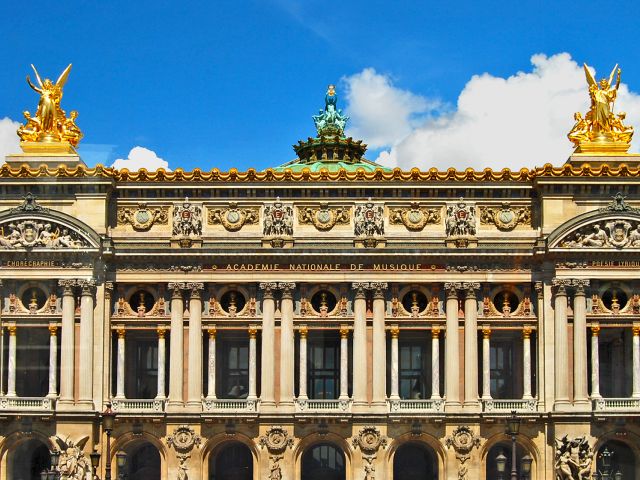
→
(389, 202, 441, 231)
(54, 436, 92, 480)
(445, 426, 481, 480)
(172, 198, 203, 237)
(445, 199, 476, 238)
(555, 435, 593, 480)
(263, 198, 294, 237)
(354, 199, 384, 237)
(479, 203, 531, 231)
(259, 426, 294, 480)
(298, 203, 350, 231)
(208, 202, 259, 231)
(117, 203, 169, 231)
(167, 425, 202, 480)
(352, 426, 387, 480)
(0, 219, 90, 249)
(559, 219, 640, 248)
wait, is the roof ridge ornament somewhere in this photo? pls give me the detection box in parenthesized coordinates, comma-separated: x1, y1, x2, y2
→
(10, 192, 48, 213)
(600, 192, 640, 213)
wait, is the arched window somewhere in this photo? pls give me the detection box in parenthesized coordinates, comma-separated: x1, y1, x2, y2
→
(393, 442, 438, 479)
(301, 443, 346, 480)
(9, 438, 51, 480)
(597, 440, 636, 480)
(125, 442, 161, 480)
(210, 442, 253, 480)
(486, 442, 528, 480)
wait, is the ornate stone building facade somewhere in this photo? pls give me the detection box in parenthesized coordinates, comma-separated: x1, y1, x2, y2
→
(1, 75, 640, 479)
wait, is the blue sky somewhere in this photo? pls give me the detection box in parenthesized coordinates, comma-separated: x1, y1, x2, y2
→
(2, 0, 640, 171)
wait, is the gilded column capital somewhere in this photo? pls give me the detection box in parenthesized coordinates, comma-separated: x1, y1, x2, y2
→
(299, 325, 308, 338)
(522, 325, 533, 339)
(157, 326, 167, 339)
(168, 282, 186, 298)
(48, 324, 58, 336)
(248, 325, 258, 339)
(259, 282, 278, 298)
(462, 282, 481, 298)
(431, 326, 441, 339)
(58, 279, 76, 294)
(633, 326, 640, 337)
(444, 282, 461, 299)
(351, 282, 368, 298)
(591, 325, 600, 336)
(482, 326, 491, 339)
(278, 282, 296, 298)
(390, 325, 400, 339)
(117, 327, 126, 339)
(7, 324, 17, 336)
(207, 326, 217, 339)
(186, 282, 204, 298)
(340, 325, 350, 339)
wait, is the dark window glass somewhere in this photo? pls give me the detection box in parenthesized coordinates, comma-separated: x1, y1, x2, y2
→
(399, 342, 427, 400)
(134, 341, 158, 399)
(218, 340, 249, 398)
(302, 443, 345, 480)
(308, 334, 340, 399)
(393, 442, 438, 480)
(490, 340, 515, 398)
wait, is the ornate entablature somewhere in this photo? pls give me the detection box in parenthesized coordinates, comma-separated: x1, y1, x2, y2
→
(549, 193, 640, 250)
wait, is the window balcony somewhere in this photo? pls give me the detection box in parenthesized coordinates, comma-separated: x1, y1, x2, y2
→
(387, 398, 444, 413)
(0, 396, 54, 412)
(110, 398, 165, 414)
(202, 398, 259, 413)
(295, 398, 352, 414)
(593, 398, 640, 412)
(481, 398, 538, 413)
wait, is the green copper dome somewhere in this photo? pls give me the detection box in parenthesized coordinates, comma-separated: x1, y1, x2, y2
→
(271, 85, 390, 173)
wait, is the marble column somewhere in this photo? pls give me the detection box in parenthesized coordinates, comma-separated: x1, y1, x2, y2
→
(115, 327, 126, 399)
(168, 282, 185, 407)
(279, 282, 296, 407)
(6, 325, 16, 397)
(351, 283, 367, 407)
(47, 324, 58, 398)
(431, 327, 441, 399)
(206, 327, 216, 399)
(78, 280, 95, 406)
(573, 279, 589, 407)
(590, 325, 601, 399)
(463, 282, 480, 409)
(339, 326, 350, 399)
(187, 282, 204, 407)
(445, 282, 461, 409)
(248, 326, 258, 400)
(259, 283, 276, 407)
(389, 325, 400, 400)
(633, 326, 640, 399)
(371, 282, 388, 407)
(522, 326, 533, 400)
(481, 326, 492, 400)
(58, 279, 76, 405)
(298, 326, 308, 400)
(553, 279, 570, 409)
(156, 327, 166, 400)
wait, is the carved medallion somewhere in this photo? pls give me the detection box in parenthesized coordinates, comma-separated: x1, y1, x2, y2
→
(298, 203, 350, 231)
(173, 198, 203, 237)
(445, 426, 481, 480)
(354, 199, 384, 237)
(389, 202, 441, 231)
(259, 426, 294, 453)
(263, 198, 294, 237)
(479, 203, 531, 231)
(352, 426, 387, 455)
(167, 425, 202, 480)
(117, 203, 169, 231)
(208, 203, 259, 232)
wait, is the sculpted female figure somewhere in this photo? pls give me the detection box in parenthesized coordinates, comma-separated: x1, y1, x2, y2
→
(25, 64, 72, 141)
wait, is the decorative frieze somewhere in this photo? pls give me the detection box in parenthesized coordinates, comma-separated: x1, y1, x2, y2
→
(389, 202, 441, 231)
(117, 203, 169, 231)
(479, 203, 531, 231)
(298, 203, 350, 231)
(208, 202, 259, 231)
(0, 219, 90, 249)
(559, 219, 640, 248)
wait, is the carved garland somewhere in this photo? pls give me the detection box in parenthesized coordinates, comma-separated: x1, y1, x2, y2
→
(479, 203, 531, 231)
(298, 204, 350, 231)
(389, 203, 441, 231)
(117, 203, 169, 231)
(208, 203, 259, 231)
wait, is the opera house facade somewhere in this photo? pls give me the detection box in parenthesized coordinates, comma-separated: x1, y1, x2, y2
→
(0, 69, 640, 479)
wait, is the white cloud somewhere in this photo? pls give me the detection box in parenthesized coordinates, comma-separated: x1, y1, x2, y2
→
(111, 146, 170, 171)
(0, 117, 21, 162)
(344, 54, 640, 170)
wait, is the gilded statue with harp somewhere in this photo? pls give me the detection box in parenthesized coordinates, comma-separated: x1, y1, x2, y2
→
(568, 63, 633, 153)
(17, 64, 83, 151)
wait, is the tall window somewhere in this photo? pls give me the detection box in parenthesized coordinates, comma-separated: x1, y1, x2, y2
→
(490, 340, 515, 398)
(399, 342, 428, 399)
(302, 443, 345, 480)
(14, 328, 51, 397)
(598, 329, 632, 398)
(134, 341, 158, 399)
(308, 334, 340, 399)
(218, 339, 249, 398)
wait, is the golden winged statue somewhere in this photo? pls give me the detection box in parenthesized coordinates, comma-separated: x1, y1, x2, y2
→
(17, 64, 83, 149)
(568, 63, 633, 153)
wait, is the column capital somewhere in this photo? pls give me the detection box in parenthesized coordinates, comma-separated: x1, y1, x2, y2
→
(431, 326, 441, 338)
(248, 325, 258, 338)
(278, 282, 296, 298)
(7, 324, 16, 336)
(633, 326, 640, 337)
(522, 325, 533, 339)
(58, 279, 76, 294)
(444, 282, 461, 298)
(259, 282, 278, 298)
(105, 281, 114, 292)
(157, 326, 167, 339)
(168, 282, 186, 297)
(186, 282, 204, 298)
(207, 327, 217, 339)
(369, 282, 387, 298)
(340, 325, 350, 339)
(117, 327, 126, 339)
(299, 325, 308, 338)
(48, 324, 58, 336)
(390, 325, 400, 339)
(78, 279, 96, 295)
(572, 279, 590, 294)
(462, 282, 481, 298)
(534, 281, 543, 294)
(591, 325, 601, 336)
(551, 278, 571, 295)
(482, 326, 491, 339)
(351, 282, 368, 298)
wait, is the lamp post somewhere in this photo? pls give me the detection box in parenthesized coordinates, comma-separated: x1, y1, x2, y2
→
(599, 447, 613, 480)
(505, 411, 521, 480)
(496, 451, 507, 480)
(521, 453, 532, 480)
(90, 449, 101, 480)
(116, 451, 128, 480)
(102, 402, 116, 480)
(40, 449, 61, 480)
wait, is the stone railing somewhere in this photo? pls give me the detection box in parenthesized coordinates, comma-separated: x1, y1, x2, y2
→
(110, 398, 165, 413)
(202, 398, 259, 413)
(593, 398, 640, 412)
(387, 398, 444, 413)
(295, 398, 352, 413)
(0, 396, 53, 411)
(482, 398, 538, 412)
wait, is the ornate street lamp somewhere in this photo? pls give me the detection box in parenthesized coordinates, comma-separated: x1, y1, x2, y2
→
(40, 449, 61, 480)
(102, 402, 117, 480)
(495, 451, 507, 480)
(116, 451, 128, 480)
(599, 447, 613, 480)
(505, 411, 521, 480)
(521, 453, 532, 480)
(90, 449, 101, 479)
